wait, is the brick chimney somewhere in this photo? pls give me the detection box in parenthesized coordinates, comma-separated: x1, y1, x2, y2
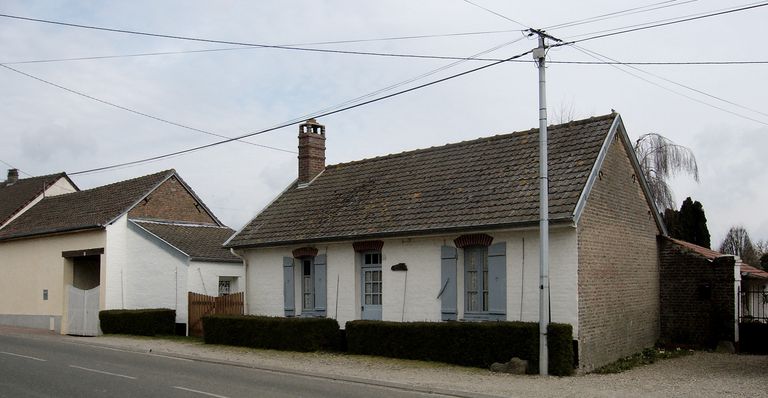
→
(6, 169, 18, 184)
(298, 119, 326, 184)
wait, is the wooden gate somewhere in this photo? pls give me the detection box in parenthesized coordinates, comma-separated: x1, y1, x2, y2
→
(188, 292, 244, 337)
(67, 285, 100, 336)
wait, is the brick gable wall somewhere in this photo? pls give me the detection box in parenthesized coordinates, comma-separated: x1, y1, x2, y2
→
(128, 176, 216, 224)
(659, 240, 735, 347)
(576, 133, 661, 371)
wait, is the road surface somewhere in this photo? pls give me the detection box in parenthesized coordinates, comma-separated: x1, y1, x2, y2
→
(0, 332, 457, 398)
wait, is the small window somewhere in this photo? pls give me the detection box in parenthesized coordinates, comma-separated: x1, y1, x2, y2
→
(302, 258, 314, 310)
(465, 246, 489, 313)
(364, 252, 381, 265)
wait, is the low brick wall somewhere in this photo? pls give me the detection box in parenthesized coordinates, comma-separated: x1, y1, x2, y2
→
(659, 239, 735, 347)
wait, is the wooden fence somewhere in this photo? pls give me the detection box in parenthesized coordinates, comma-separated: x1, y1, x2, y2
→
(188, 292, 244, 337)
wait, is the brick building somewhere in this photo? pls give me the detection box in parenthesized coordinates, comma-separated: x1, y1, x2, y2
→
(228, 113, 666, 371)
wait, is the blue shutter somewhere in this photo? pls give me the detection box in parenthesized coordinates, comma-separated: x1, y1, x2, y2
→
(314, 254, 327, 315)
(487, 242, 506, 317)
(440, 246, 458, 321)
(283, 257, 295, 317)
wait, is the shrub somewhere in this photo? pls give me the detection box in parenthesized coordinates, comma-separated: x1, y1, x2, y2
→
(99, 309, 175, 336)
(739, 322, 768, 354)
(345, 320, 573, 376)
(202, 315, 340, 352)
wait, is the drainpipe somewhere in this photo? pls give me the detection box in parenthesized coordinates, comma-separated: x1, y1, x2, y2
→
(231, 248, 248, 314)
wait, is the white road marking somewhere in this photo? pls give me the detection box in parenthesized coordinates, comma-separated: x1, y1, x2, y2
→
(62, 340, 192, 361)
(0, 351, 47, 361)
(69, 365, 137, 379)
(173, 386, 230, 398)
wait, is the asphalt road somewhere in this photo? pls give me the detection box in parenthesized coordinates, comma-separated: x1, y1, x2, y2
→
(0, 333, 447, 398)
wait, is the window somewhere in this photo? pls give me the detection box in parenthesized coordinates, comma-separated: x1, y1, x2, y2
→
(465, 246, 489, 313)
(302, 258, 315, 310)
(218, 276, 237, 296)
(218, 280, 231, 296)
(363, 252, 382, 306)
(284, 252, 326, 317)
(360, 250, 383, 320)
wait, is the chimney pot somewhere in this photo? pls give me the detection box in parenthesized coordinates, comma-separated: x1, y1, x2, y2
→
(297, 119, 326, 185)
(6, 169, 19, 184)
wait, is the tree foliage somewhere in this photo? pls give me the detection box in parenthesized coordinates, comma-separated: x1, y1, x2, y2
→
(719, 226, 759, 266)
(634, 133, 699, 211)
(663, 197, 711, 248)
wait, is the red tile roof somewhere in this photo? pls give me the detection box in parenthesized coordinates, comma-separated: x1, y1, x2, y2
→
(666, 237, 725, 260)
(741, 264, 768, 280)
(665, 237, 768, 279)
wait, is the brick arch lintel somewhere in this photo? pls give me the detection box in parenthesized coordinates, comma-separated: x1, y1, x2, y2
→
(454, 233, 494, 248)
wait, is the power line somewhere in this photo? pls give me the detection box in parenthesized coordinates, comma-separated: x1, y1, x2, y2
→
(544, 0, 699, 31)
(1, 38, 526, 160)
(461, 0, 530, 29)
(7, 46, 768, 66)
(0, 13, 528, 63)
(576, 46, 768, 119)
(0, 159, 33, 177)
(559, 1, 768, 44)
(569, 45, 768, 127)
(0, 64, 296, 154)
(549, 59, 768, 65)
(286, 37, 527, 124)
(68, 47, 534, 176)
(1, 28, 526, 65)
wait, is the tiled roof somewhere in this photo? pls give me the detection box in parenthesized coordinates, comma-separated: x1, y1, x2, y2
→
(0, 170, 174, 241)
(664, 237, 768, 278)
(0, 173, 74, 226)
(666, 237, 725, 260)
(228, 114, 619, 248)
(131, 220, 239, 262)
(741, 264, 768, 280)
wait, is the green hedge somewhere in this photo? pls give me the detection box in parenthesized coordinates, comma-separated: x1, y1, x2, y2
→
(99, 309, 175, 336)
(739, 322, 768, 354)
(202, 315, 340, 352)
(346, 320, 573, 376)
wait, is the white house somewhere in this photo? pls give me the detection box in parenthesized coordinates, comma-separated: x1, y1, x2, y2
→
(227, 114, 667, 371)
(0, 169, 241, 335)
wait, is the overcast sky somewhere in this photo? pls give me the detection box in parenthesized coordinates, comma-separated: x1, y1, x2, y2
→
(1, 0, 766, 247)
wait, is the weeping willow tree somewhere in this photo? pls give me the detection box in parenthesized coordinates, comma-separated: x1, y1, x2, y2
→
(633, 133, 699, 211)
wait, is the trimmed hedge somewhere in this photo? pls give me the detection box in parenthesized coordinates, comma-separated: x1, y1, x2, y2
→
(346, 320, 573, 376)
(202, 314, 340, 352)
(99, 309, 175, 336)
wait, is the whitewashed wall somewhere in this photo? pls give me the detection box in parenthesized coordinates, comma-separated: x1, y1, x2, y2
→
(187, 260, 244, 296)
(106, 216, 188, 323)
(239, 226, 579, 334)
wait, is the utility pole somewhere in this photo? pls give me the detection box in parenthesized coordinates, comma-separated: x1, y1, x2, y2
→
(529, 28, 561, 376)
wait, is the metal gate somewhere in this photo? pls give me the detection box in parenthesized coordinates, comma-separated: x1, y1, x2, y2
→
(67, 285, 100, 336)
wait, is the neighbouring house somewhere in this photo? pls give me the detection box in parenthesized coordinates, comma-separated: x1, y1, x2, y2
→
(0, 169, 241, 335)
(0, 169, 78, 230)
(739, 263, 768, 322)
(658, 237, 740, 347)
(226, 113, 667, 371)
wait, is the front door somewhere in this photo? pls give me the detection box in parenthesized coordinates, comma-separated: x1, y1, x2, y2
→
(361, 252, 382, 320)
